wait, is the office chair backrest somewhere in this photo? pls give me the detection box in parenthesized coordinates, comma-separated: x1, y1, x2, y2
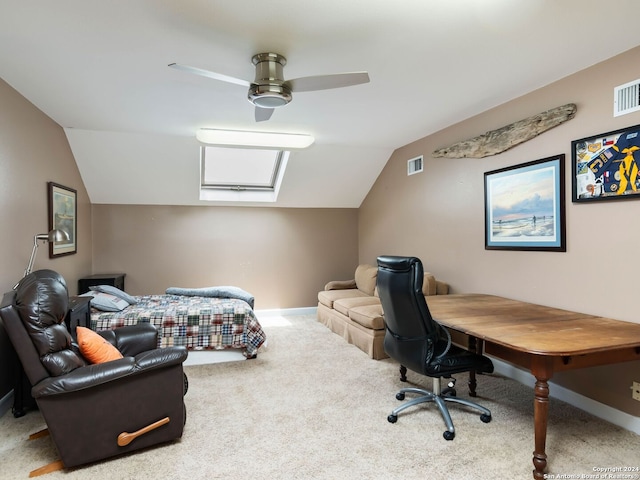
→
(377, 256, 441, 374)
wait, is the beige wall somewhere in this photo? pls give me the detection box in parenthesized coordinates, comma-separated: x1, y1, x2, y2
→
(0, 78, 92, 399)
(0, 79, 92, 290)
(359, 46, 640, 415)
(3, 45, 640, 417)
(91, 204, 359, 309)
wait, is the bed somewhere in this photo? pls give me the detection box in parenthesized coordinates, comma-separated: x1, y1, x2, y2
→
(88, 291, 266, 358)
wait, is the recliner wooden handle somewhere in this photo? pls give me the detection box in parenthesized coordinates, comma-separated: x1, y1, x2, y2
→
(117, 417, 170, 447)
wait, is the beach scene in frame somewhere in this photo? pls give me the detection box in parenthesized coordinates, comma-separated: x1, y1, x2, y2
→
(484, 155, 565, 251)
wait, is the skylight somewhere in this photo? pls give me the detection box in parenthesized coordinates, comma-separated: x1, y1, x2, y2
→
(199, 146, 289, 202)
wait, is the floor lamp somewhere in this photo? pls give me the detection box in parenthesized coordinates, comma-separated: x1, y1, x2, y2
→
(13, 229, 70, 289)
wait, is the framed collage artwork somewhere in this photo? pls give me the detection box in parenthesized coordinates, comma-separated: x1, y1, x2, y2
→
(571, 124, 640, 202)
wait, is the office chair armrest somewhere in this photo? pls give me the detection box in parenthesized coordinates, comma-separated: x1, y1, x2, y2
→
(433, 323, 452, 360)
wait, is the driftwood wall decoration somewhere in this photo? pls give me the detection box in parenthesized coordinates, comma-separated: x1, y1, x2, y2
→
(432, 103, 577, 159)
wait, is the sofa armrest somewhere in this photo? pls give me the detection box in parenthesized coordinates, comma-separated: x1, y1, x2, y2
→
(98, 323, 158, 356)
(423, 273, 450, 296)
(32, 357, 137, 397)
(32, 346, 187, 398)
(436, 280, 449, 295)
(135, 346, 188, 371)
(324, 279, 357, 291)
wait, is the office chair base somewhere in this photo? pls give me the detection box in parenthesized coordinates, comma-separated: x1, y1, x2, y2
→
(387, 385, 492, 441)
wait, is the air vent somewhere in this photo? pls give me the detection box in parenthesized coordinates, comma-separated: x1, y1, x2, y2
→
(614, 79, 640, 117)
(407, 155, 423, 176)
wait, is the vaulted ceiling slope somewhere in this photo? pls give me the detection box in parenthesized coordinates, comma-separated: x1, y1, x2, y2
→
(1, 1, 639, 207)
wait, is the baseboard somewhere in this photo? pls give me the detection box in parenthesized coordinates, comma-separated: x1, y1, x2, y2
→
(0, 390, 13, 419)
(255, 306, 317, 318)
(492, 359, 640, 435)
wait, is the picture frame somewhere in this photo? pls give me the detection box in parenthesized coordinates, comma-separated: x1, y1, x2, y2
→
(484, 155, 566, 252)
(571, 124, 640, 202)
(47, 182, 77, 258)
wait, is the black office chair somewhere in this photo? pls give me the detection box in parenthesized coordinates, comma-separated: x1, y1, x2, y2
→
(377, 256, 494, 440)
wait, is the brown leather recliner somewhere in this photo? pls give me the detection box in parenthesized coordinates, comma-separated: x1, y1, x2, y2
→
(0, 269, 188, 476)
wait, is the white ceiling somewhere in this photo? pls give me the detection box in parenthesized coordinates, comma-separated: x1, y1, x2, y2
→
(2, 0, 640, 207)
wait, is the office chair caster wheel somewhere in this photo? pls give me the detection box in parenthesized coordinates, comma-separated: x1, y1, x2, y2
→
(396, 392, 405, 400)
(388, 414, 398, 423)
(480, 414, 491, 423)
(443, 431, 455, 441)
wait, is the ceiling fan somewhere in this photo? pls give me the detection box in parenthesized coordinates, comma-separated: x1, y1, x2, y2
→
(169, 52, 370, 122)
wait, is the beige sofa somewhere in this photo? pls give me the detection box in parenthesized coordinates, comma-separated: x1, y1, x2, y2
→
(317, 264, 449, 359)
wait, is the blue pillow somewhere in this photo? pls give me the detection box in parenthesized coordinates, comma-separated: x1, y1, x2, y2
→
(80, 291, 130, 312)
(89, 285, 137, 305)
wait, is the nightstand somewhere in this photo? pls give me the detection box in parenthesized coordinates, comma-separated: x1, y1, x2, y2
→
(65, 296, 92, 340)
(78, 273, 126, 294)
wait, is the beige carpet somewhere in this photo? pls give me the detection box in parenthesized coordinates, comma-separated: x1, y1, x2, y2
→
(1, 314, 638, 479)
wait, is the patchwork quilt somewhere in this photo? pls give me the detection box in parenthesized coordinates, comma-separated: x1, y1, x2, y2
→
(90, 294, 266, 357)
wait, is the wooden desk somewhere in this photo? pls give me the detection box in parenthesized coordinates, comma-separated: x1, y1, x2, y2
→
(426, 294, 640, 480)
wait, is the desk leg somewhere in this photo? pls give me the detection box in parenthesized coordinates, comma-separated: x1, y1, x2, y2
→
(468, 336, 478, 397)
(531, 360, 553, 479)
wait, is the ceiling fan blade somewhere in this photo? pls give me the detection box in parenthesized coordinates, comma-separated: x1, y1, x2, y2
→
(168, 63, 250, 87)
(255, 106, 275, 122)
(285, 72, 370, 92)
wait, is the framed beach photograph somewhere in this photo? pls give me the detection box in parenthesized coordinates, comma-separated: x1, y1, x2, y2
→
(484, 155, 566, 252)
(48, 182, 77, 258)
(571, 123, 640, 202)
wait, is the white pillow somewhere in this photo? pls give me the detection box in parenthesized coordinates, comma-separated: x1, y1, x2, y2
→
(89, 284, 137, 304)
(80, 291, 130, 312)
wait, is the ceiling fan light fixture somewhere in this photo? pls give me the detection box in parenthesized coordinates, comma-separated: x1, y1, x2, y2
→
(248, 84, 292, 108)
(171, 51, 369, 122)
(196, 128, 314, 149)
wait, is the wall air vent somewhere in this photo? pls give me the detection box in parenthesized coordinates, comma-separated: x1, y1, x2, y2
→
(614, 79, 640, 117)
(407, 155, 423, 176)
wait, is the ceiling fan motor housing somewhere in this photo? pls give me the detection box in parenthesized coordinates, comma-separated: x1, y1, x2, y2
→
(248, 53, 292, 108)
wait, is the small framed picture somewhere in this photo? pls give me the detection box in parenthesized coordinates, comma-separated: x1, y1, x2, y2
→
(571, 124, 640, 202)
(48, 182, 77, 258)
(484, 155, 566, 252)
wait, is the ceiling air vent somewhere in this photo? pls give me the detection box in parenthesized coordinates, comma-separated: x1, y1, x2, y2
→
(614, 79, 640, 117)
(407, 155, 423, 176)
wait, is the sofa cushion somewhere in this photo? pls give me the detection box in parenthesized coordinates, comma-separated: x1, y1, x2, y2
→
(355, 264, 377, 296)
(349, 304, 385, 330)
(318, 289, 368, 309)
(333, 296, 381, 317)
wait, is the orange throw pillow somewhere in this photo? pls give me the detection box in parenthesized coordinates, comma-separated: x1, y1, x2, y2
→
(77, 326, 124, 364)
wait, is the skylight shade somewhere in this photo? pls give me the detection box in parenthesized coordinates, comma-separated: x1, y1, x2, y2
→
(196, 129, 314, 149)
(202, 147, 281, 189)
(199, 147, 289, 203)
